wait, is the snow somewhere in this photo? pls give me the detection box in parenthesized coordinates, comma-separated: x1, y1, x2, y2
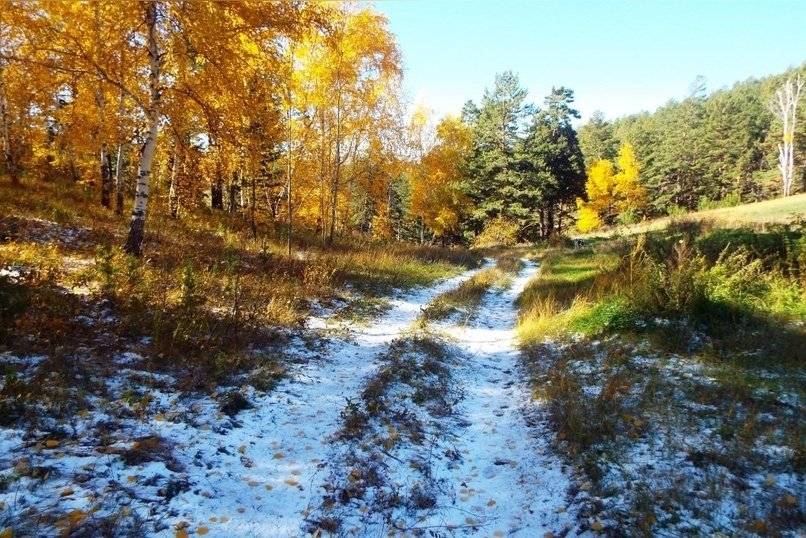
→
(1, 264, 495, 536)
(302, 260, 580, 536)
(10, 250, 799, 536)
(427, 260, 577, 535)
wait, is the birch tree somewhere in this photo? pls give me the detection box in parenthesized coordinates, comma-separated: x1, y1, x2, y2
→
(124, 2, 161, 256)
(770, 75, 804, 197)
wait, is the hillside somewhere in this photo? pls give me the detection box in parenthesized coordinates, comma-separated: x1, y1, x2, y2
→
(579, 192, 806, 238)
(1, 174, 805, 536)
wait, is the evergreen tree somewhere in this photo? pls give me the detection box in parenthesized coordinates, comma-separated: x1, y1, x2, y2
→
(463, 71, 533, 232)
(520, 87, 585, 238)
(579, 110, 618, 167)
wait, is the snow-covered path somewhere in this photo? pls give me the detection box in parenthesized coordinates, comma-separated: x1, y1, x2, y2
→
(303, 260, 579, 536)
(425, 260, 576, 535)
(153, 265, 488, 537)
(0, 260, 577, 538)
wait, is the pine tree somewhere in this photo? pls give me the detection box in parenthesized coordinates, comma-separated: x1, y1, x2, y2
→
(463, 71, 533, 233)
(520, 87, 585, 238)
(579, 110, 618, 167)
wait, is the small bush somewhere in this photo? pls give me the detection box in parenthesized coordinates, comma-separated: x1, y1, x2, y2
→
(472, 216, 520, 248)
(0, 275, 28, 342)
(666, 204, 687, 217)
(570, 297, 637, 336)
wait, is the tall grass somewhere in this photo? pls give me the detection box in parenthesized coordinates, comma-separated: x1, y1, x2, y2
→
(418, 267, 509, 325)
(519, 224, 806, 362)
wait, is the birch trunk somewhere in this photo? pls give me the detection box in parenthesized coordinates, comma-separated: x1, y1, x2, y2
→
(114, 88, 126, 215)
(100, 140, 112, 207)
(168, 139, 181, 219)
(771, 76, 804, 197)
(124, 2, 161, 256)
(286, 103, 293, 257)
(329, 101, 341, 244)
(0, 66, 18, 186)
(211, 146, 223, 209)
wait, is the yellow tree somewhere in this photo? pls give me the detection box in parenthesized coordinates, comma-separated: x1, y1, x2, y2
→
(576, 143, 646, 232)
(293, 5, 402, 245)
(613, 143, 646, 214)
(0, 15, 24, 185)
(410, 115, 471, 241)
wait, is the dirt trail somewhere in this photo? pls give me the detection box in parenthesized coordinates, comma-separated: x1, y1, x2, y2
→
(150, 265, 488, 537)
(427, 260, 575, 535)
(308, 260, 578, 537)
(0, 261, 577, 538)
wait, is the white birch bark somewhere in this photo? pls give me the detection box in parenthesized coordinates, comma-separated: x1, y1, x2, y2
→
(770, 75, 804, 197)
(124, 2, 161, 256)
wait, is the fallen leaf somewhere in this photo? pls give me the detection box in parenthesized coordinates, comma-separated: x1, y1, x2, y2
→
(175, 531, 188, 538)
(197, 527, 210, 535)
(45, 440, 60, 449)
(487, 499, 496, 507)
(60, 487, 74, 497)
(0, 528, 12, 538)
(347, 469, 363, 483)
(68, 510, 86, 527)
(220, 516, 229, 523)
(591, 521, 603, 532)
(272, 453, 285, 460)
(238, 445, 247, 454)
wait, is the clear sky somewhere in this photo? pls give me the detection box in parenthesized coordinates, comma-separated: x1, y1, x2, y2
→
(373, 0, 806, 122)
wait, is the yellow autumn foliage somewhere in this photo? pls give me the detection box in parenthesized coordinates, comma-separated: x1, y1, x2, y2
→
(576, 143, 647, 232)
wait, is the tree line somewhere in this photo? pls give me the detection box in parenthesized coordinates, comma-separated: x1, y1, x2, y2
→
(406, 72, 586, 244)
(1, 1, 803, 249)
(579, 67, 806, 219)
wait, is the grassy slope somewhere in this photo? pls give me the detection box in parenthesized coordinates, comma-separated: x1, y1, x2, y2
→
(579, 192, 806, 239)
(519, 203, 806, 535)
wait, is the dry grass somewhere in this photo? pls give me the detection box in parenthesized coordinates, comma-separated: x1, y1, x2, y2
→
(517, 246, 623, 343)
(0, 176, 479, 390)
(519, 216, 806, 536)
(418, 266, 510, 326)
(577, 192, 806, 240)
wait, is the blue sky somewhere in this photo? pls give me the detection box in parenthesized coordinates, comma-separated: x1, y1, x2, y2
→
(373, 0, 806, 122)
